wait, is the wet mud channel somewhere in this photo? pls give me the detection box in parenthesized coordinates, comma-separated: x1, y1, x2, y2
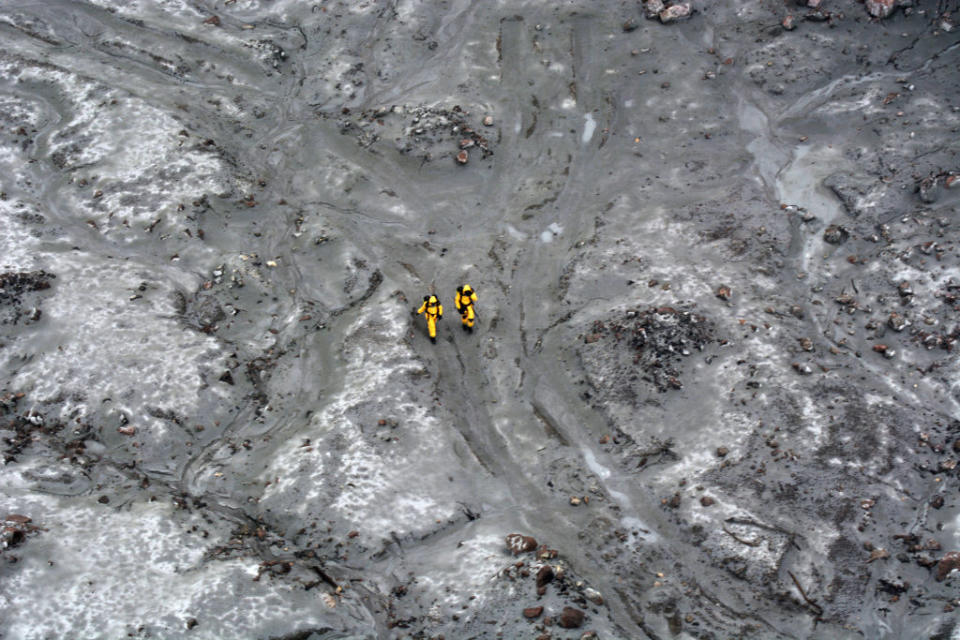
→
(1, 1, 960, 639)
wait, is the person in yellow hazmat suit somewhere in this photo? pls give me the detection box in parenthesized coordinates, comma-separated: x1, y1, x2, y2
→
(415, 294, 443, 343)
(455, 285, 477, 333)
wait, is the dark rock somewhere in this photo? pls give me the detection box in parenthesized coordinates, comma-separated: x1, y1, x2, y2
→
(782, 15, 796, 30)
(2, 527, 25, 548)
(506, 533, 537, 555)
(186, 618, 199, 630)
(930, 495, 945, 509)
(715, 285, 731, 300)
(878, 578, 909, 595)
(917, 553, 938, 568)
(219, 370, 234, 385)
(792, 362, 813, 375)
(622, 18, 638, 32)
(667, 493, 681, 508)
(536, 565, 555, 588)
(935, 551, 960, 581)
(823, 225, 849, 244)
(524, 606, 544, 619)
(700, 496, 715, 507)
(0, 271, 54, 303)
(559, 607, 585, 629)
(98, 495, 110, 504)
(456, 150, 469, 164)
(716, 446, 728, 457)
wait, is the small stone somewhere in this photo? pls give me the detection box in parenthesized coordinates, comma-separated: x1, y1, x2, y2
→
(536, 565, 555, 588)
(918, 175, 942, 203)
(782, 15, 796, 30)
(505, 533, 537, 555)
(936, 551, 960, 581)
(888, 313, 909, 332)
(823, 225, 849, 244)
(930, 495, 945, 509)
(118, 425, 136, 436)
(865, 0, 895, 18)
(98, 495, 110, 504)
(716, 446, 728, 457)
(186, 618, 199, 630)
(203, 15, 221, 26)
(700, 496, 715, 507)
(643, 0, 665, 19)
(792, 362, 812, 375)
(715, 285, 732, 300)
(659, 3, 691, 23)
(580, 632, 598, 640)
(799, 337, 814, 352)
(667, 493, 681, 508)
(583, 587, 603, 605)
(622, 18, 638, 32)
(559, 607, 585, 629)
(456, 150, 469, 165)
(482, 115, 494, 126)
(569, 496, 581, 506)
(868, 548, 890, 563)
(524, 606, 544, 619)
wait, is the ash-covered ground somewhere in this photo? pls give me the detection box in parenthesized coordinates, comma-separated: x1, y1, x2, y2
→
(1, 1, 960, 639)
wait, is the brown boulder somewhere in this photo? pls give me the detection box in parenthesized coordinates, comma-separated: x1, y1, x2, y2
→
(4, 514, 31, 524)
(505, 533, 537, 555)
(536, 565, 555, 588)
(865, 0, 895, 18)
(559, 607, 585, 628)
(659, 3, 691, 23)
(936, 551, 960, 581)
(523, 606, 544, 619)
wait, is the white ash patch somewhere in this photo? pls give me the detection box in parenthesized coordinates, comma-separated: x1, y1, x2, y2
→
(0, 200, 45, 270)
(260, 302, 480, 541)
(0, 495, 341, 640)
(11, 253, 228, 437)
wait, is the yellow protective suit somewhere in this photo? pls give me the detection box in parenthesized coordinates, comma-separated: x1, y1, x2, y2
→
(455, 285, 477, 331)
(416, 295, 443, 343)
